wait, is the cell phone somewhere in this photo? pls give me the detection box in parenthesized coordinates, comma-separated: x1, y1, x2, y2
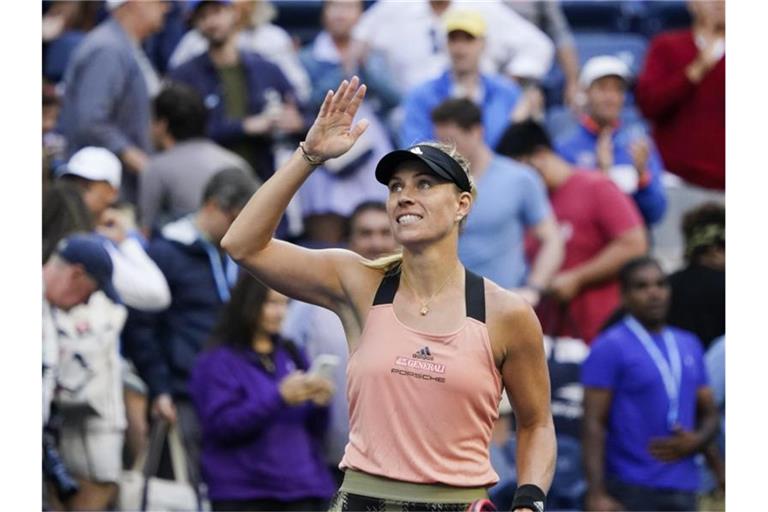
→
(308, 354, 340, 380)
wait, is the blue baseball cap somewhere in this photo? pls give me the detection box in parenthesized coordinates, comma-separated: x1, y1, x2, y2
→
(57, 234, 121, 304)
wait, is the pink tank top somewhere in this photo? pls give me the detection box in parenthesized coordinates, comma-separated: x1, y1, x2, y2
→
(340, 268, 503, 487)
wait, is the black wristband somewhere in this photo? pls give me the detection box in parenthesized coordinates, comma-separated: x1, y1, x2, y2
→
(511, 484, 546, 512)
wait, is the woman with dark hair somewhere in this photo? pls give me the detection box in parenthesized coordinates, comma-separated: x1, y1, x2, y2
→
(221, 77, 555, 512)
(189, 276, 336, 512)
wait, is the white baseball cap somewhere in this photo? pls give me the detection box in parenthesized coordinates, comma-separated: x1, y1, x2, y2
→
(60, 147, 122, 189)
(579, 55, 631, 88)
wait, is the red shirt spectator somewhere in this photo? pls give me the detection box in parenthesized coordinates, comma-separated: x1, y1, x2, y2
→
(530, 171, 644, 342)
(636, 4, 725, 191)
(500, 120, 648, 344)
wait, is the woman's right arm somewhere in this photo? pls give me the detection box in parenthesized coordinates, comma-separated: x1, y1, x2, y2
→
(221, 77, 371, 310)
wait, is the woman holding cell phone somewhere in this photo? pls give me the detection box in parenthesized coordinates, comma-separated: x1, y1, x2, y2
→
(221, 77, 556, 512)
(189, 276, 336, 511)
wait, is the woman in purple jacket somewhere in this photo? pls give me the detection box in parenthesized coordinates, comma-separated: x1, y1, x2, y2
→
(189, 276, 336, 511)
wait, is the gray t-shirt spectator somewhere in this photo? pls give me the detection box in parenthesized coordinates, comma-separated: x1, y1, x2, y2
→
(139, 138, 255, 230)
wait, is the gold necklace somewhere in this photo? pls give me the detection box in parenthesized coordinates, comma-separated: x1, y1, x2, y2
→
(401, 267, 459, 316)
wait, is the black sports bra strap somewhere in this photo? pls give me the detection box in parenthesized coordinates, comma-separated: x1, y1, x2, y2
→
(464, 269, 486, 323)
(372, 269, 401, 305)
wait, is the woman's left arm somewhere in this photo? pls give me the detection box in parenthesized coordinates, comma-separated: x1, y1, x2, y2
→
(494, 294, 556, 494)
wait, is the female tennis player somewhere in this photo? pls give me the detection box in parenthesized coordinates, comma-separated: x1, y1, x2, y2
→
(221, 76, 555, 512)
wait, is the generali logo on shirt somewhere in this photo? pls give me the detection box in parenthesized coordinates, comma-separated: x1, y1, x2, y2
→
(393, 355, 446, 374)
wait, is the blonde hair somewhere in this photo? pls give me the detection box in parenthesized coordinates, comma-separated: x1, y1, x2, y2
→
(362, 250, 404, 272)
(363, 142, 477, 273)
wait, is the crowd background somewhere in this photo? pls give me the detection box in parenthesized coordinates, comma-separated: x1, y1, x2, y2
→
(35, 1, 730, 511)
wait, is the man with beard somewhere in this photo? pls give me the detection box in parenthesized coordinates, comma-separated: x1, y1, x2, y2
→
(169, 0, 305, 184)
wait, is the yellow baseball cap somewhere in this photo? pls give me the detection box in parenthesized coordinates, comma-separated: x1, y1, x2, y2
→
(443, 9, 487, 38)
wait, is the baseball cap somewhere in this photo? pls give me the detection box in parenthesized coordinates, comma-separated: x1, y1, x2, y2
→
(443, 9, 487, 38)
(579, 55, 631, 88)
(375, 145, 472, 193)
(57, 234, 121, 304)
(59, 147, 122, 189)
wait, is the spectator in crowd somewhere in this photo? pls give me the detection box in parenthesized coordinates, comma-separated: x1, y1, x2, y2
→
(351, 0, 554, 95)
(52, 147, 172, 475)
(281, 200, 398, 482)
(504, 0, 580, 107)
(297, 0, 396, 244)
(399, 10, 522, 149)
(667, 202, 725, 350)
(123, 168, 259, 483)
(636, 1, 725, 191)
(169, 0, 311, 102)
(168, 0, 305, 183)
(139, 81, 255, 233)
(190, 276, 336, 511)
(555, 56, 667, 226)
(497, 120, 647, 343)
(43, 234, 126, 511)
(58, 0, 169, 203)
(56, 146, 171, 312)
(430, 98, 563, 304)
(582, 256, 719, 512)
(301, 0, 401, 118)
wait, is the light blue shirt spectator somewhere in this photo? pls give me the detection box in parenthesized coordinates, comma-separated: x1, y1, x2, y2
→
(458, 155, 550, 289)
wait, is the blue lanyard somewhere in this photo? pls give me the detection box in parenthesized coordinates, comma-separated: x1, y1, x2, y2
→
(199, 237, 238, 303)
(624, 315, 682, 430)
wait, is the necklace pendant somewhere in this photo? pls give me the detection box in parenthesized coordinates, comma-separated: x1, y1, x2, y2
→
(419, 305, 429, 316)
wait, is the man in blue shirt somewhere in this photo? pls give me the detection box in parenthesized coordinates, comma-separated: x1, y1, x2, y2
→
(399, 9, 522, 150)
(555, 56, 667, 226)
(582, 256, 719, 511)
(432, 99, 563, 305)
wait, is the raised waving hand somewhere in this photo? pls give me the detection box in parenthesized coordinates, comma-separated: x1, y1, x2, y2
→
(303, 76, 369, 161)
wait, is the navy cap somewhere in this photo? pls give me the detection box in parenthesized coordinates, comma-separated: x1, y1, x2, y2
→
(57, 234, 121, 304)
(375, 145, 472, 193)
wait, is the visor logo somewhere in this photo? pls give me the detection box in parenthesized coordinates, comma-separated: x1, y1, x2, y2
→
(410, 147, 423, 155)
